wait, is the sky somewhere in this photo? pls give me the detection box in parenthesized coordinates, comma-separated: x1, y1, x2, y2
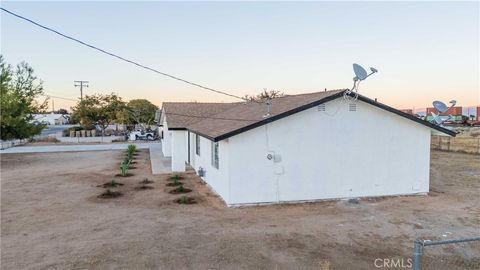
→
(1, 1, 479, 112)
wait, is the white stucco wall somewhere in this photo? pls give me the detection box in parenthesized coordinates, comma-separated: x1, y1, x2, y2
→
(161, 120, 172, 157)
(188, 133, 230, 203)
(171, 130, 187, 172)
(225, 98, 432, 206)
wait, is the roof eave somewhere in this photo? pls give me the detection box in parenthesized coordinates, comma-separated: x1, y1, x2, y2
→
(355, 95, 457, 137)
(210, 90, 347, 142)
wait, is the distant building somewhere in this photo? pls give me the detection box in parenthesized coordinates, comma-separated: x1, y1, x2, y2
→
(477, 107, 480, 121)
(400, 109, 413, 114)
(426, 106, 463, 122)
(33, 113, 69, 125)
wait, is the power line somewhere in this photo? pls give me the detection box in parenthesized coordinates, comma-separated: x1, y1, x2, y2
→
(42, 93, 77, 101)
(41, 93, 259, 122)
(1, 7, 249, 102)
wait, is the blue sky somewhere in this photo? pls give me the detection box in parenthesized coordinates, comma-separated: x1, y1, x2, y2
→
(1, 1, 479, 110)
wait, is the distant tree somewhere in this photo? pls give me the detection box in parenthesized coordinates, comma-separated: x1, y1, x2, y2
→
(246, 88, 284, 102)
(125, 99, 159, 126)
(70, 93, 125, 134)
(54, 108, 68, 114)
(0, 56, 48, 140)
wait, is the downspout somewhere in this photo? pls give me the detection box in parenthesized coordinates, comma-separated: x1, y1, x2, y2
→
(187, 131, 190, 164)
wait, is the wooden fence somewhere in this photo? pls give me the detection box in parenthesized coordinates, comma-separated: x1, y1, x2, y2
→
(431, 135, 480, 155)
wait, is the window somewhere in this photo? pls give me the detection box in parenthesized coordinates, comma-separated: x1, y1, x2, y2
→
(211, 141, 219, 169)
(195, 134, 200, 156)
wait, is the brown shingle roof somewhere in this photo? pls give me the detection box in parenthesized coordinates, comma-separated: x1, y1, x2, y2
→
(162, 102, 237, 129)
(163, 89, 456, 140)
(187, 90, 346, 140)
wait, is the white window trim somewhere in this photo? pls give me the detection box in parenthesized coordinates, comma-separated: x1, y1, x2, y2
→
(211, 141, 219, 169)
(195, 134, 200, 156)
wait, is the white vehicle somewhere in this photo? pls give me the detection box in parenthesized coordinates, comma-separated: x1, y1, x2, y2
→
(129, 130, 156, 141)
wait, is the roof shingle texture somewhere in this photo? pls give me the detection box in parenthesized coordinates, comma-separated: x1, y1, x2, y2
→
(162, 102, 237, 129)
(164, 90, 345, 139)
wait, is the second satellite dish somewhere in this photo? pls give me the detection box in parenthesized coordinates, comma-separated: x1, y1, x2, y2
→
(433, 100, 456, 113)
(433, 101, 448, 113)
(353, 64, 368, 81)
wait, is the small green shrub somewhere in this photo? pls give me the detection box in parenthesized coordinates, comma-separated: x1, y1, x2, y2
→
(173, 177, 180, 185)
(179, 196, 189, 204)
(170, 174, 181, 181)
(120, 163, 129, 176)
(128, 144, 136, 154)
(98, 188, 122, 198)
(175, 185, 185, 192)
(109, 180, 119, 187)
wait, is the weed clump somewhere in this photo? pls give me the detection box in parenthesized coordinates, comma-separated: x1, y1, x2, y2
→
(98, 189, 122, 198)
(176, 196, 196, 204)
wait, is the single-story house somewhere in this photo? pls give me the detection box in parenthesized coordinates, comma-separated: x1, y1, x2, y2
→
(33, 113, 69, 125)
(158, 89, 455, 206)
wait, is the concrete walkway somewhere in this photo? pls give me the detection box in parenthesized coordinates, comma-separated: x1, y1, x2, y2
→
(148, 143, 172, 175)
(0, 142, 172, 175)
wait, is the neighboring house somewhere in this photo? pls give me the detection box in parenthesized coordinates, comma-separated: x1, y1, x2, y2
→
(33, 113, 69, 125)
(159, 89, 455, 207)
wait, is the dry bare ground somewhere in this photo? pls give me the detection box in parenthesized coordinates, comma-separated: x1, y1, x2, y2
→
(1, 150, 479, 269)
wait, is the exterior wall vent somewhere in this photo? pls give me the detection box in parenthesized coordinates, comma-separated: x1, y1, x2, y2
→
(349, 103, 356, 112)
(318, 104, 326, 111)
(198, 167, 206, 177)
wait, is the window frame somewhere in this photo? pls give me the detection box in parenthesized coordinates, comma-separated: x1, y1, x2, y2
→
(195, 134, 200, 156)
(211, 141, 219, 169)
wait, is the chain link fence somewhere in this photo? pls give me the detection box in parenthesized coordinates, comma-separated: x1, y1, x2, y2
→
(413, 237, 480, 270)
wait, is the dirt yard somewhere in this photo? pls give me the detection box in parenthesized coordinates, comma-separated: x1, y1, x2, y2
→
(1, 150, 479, 269)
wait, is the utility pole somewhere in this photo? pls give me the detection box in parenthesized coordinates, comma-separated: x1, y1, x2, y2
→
(52, 99, 55, 113)
(74, 80, 89, 101)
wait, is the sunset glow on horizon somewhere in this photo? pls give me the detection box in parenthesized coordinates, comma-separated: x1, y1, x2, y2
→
(1, 1, 479, 111)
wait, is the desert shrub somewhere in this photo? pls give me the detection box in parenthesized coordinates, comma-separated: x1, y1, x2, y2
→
(98, 188, 122, 198)
(179, 196, 188, 204)
(170, 174, 182, 181)
(173, 177, 180, 185)
(120, 163, 129, 176)
(108, 180, 120, 187)
(141, 178, 153, 184)
(175, 185, 185, 192)
(126, 151, 133, 161)
(128, 144, 136, 153)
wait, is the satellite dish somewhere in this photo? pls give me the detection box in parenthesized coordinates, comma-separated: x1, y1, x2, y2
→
(346, 63, 378, 102)
(353, 64, 368, 81)
(431, 112, 443, 125)
(433, 101, 448, 113)
(449, 100, 456, 106)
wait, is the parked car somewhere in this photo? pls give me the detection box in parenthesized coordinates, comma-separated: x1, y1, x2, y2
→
(128, 129, 157, 141)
